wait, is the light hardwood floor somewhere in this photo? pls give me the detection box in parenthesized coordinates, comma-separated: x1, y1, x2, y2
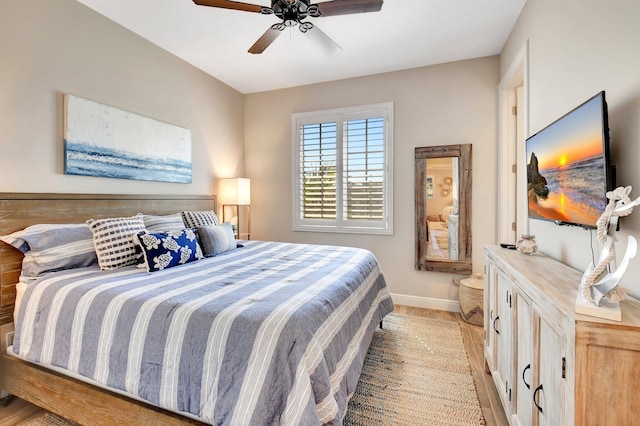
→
(0, 305, 507, 426)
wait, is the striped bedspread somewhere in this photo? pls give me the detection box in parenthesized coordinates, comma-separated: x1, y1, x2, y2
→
(13, 241, 393, 425)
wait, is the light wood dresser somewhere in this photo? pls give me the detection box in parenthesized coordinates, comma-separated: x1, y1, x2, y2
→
(483, 245, 640, 426)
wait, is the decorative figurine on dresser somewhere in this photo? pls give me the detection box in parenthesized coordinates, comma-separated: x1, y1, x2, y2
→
(576, 186, 640, 321)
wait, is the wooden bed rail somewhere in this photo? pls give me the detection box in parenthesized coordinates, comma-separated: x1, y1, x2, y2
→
(0, 353, 206, 425)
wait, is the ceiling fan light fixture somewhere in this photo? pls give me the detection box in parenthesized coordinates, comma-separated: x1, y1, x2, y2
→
(307, 5, 320, 17)
(299, 21, 313, 33)
(282, 9, 299, 27)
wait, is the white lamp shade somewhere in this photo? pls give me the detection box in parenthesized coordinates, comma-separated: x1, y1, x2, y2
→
(218, 178, 251, 205)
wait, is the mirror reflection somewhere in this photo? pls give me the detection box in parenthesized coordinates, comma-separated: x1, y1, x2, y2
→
(415, 144, 472, 274)
(425, 158, 459, 261)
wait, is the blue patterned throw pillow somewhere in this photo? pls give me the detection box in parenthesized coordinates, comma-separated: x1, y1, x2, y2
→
(136, 229, 203, 272)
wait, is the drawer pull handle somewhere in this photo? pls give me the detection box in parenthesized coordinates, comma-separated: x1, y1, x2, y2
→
(522, 364, 531, 390)
(493, 315, 500, 335)
(533, 384, 544, 413)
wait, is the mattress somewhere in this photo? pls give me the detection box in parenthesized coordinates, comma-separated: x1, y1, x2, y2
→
(12, 240, 393, 425)
(13, 282, 27, 324)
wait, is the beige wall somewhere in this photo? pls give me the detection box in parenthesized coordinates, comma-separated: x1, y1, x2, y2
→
(245, 57, 499, 307)
(5, 0, 637, 308)
(425, 163, 455, 219)
(501, 0, 640, 298)
(1, 0, 499, 309)
(0, 0, 245, 195)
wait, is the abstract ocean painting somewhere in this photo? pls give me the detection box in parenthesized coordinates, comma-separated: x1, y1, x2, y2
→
(64, 94, 192, 183)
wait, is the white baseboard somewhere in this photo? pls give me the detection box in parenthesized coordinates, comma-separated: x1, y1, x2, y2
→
(391, 293, 461, 313)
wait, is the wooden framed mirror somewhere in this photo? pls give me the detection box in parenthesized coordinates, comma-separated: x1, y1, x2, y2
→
(415, 144, 472, 274)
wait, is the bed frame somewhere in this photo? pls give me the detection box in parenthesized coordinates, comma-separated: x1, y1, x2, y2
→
(0, 193, 215, 425)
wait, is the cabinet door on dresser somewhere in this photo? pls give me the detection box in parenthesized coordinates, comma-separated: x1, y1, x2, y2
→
(484, 262, 499, 373)
(533, 307, 568, 426)
(512, 287, 533, 426)
(511, 290, 568, 426)
(486, 262, 515, 414)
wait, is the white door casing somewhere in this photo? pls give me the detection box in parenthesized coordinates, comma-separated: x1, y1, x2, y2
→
(498, 41, 530, 243)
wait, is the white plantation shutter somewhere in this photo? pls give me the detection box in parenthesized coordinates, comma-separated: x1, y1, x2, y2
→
(293, 103, 393, 234)
(343, 117, 385, 222)
(301, 122, 337, 220)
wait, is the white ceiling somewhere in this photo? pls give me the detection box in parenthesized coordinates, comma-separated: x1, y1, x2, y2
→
(77, 0, 526, 94)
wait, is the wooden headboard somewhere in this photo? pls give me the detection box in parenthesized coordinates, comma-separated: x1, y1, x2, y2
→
(0, 193, 217, 325)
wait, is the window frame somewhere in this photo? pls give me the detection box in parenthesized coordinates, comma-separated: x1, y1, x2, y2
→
(292, 102, 394, 235)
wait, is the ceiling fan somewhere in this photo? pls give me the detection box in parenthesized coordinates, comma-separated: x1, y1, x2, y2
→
(192, 0, 384, 54)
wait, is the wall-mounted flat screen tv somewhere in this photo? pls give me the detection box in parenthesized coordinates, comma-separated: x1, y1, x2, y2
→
(526, 91, 611, 229)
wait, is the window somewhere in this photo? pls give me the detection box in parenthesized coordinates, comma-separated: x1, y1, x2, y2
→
(292, 102, 393, 234)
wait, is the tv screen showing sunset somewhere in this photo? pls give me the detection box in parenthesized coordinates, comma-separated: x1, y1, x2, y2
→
(526, 94, 608, 228)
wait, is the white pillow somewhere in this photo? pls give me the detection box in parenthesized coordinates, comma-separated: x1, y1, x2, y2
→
(442, 206, 454, 225)
(181, 210, 219, 228)
(87, 214, 146, 270)
(143, 213, 185, 233)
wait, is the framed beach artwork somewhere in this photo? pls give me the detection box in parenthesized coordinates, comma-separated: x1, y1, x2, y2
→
(64, 94, 192, 183)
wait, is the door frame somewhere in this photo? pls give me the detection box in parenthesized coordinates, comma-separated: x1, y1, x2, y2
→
(497, 40, 530, 243)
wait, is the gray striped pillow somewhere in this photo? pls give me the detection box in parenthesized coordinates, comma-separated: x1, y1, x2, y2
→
(181, 210, 219, 228)
(0, 223, 98, 277)
(143, 213, 185, 233)
(87, 214, 146, 270)
(196, 223, 237, 257)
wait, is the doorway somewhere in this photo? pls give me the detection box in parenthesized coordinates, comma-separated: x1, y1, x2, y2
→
(497, 41, 529, 244)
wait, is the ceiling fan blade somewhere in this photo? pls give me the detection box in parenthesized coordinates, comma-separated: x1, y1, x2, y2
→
(306, 25, 342, 56)
(315, 0, 383, 17)
(248, 27, 281, 54)
(192, 0, 263, 13)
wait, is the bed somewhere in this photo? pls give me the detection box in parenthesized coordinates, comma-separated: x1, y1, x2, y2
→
(0, 193, 393, 425)
(426, 206, 459, 260)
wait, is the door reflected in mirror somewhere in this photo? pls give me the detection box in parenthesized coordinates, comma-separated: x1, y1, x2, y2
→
(415, 144, 472, 274)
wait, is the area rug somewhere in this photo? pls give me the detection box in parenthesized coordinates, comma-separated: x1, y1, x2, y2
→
(24, 314, 485, 426)
(22, 413, 80, 426)
(344, 313, 486, 425)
